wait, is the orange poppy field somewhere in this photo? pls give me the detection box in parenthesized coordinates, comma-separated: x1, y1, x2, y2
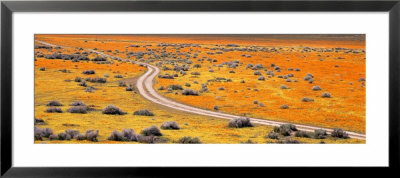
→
(34, 34, 365, 144)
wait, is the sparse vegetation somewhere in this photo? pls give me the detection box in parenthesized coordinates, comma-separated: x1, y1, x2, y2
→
(160, 121, 180, 130)
(331, 128, 350, 139)
(102, 105, 127, 115)
(176, 136, 201, 144)
(228, 117, 253, 128)
(133, 109, 155, 116)
(141, 126, 163, 136)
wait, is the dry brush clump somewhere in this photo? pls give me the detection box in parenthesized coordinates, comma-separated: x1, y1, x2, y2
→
(228, 117, 253, 128)
(160, 121, 180, 130)
(294, 131, 312, 138)
(321, 92, 331, 98)
(46, 107, 63, 113)
(274, 124, 297, 136)
(86, 77, 107, 83)
(280, 104, 289, 109)
(126, 84, 134, 91)
(176, 136, 201, 144)
(47, 100, 63, 106)
(133, 109, 155, 116)
(331, 128, 350, 139)
(137, 135, 167, 144)
(82, 70, 95, 75)
(67, 106, 89, 114)
(102, 105, 127, 115)
(314, 129, 327, 139)
(34, 118, 45, 125)
(84, 130, 99, 141)
(108, 128, 138, 141)
(302, 97, 314, 102)
(182, 89, 199, 96)
(276, 139, 300, 144)
(168, 85, 183, 90)
(141, 126, 163, 136)
(34, 127, 54, 140)
(267, 132, 279, 140)
(312, 85, 322, 91)
(114, 74, 124, 78)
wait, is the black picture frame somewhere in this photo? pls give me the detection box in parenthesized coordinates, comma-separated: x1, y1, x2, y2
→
(1, 0, 399, 177)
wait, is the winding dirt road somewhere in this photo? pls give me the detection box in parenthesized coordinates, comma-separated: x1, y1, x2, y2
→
(35, 40, 366, 140)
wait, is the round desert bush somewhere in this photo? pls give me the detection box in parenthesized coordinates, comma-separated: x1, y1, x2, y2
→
(213, 105, 219, 110)
(102, 105, 127, 115)
(70, 101, 85, 107)
(85, 130, 99, 142)
(46, 107, 62, 113)
(286, 78, 292, 82)
(39, 67, 46, 71)
(275, 124, 297, 136)
(258, 76, 265, 81)
(331, 128, 350, 139)
(302, 97, 314, 102)
(312, 85, 322, 91)
(141, 126, 163, 136)
(218, 87, 225, 90)
(182, 89, 199, 96)
(74, 77, 82, 82)
(114, 74, 124, 78)
(252, 64, 263, 70)
(228, 117, 253, 128)
(85, 86, 95, 93)
(49, 134, 58, 140)
(253, 100, 258, 104)
(34, 127, 54, 140)
(254, 71, 262, 75)
(267, 132, 279, 139)
(160, 121, 180, 130)
(65, 129, 81, 139)
(133, 109, 155, 116)
(158, 86, 165, 90)
(176, 136, 201, 144)
(47, 100, 63, 106)
(137, 135, 166, 144)
(259, 103, 265, 107)
(79, 81, 87, 87)
(34, 118, 45, 125)
(209, 69, 214, 72)
(67, 106, 88, 114)
(280, 85, 288, 89)
(118, 81, 126, 87)
(280, 104, 289, 109)
(276, 139, 300, 144)
(321, 92, 331, 98)
(295, 131, 312, 138)
(125, 84, 134, 91)
(191, 72, 200, 75)
(108, 129, 138, 141)
(185, 83, 191, 87)
(304, 75, 313, 81)
(247, 64, 253, 68)
(314, 129, 327, 139)
(229, 70, 235, 73)
(57, 132, 71, 140)
(167, 85, 183, 90)
(193, 64, 201, 68)
(82, 70, 95, 75)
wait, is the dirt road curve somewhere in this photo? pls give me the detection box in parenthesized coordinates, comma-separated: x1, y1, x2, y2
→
(35, 40, 366, 140)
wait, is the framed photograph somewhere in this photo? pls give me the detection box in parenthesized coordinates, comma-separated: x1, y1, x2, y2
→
(1, 0, 399, 177)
